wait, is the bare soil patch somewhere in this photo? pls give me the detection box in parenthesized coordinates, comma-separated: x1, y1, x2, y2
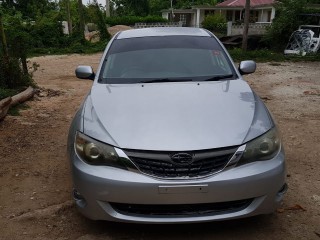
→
(0, 54, 319, 240)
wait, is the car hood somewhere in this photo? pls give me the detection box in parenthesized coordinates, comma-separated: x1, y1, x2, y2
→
(85, 80, 267, 151)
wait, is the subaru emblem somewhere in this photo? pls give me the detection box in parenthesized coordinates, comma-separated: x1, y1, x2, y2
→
(171, 153, 194, 165)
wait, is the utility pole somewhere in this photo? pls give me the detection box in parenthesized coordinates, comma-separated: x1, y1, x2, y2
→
(170, 0, 175, 22)
(242, 0, 250, 51)
(106, 0, 110, 17)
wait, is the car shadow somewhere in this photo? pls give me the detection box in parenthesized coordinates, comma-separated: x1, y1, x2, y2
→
(77, 213, 279, 240)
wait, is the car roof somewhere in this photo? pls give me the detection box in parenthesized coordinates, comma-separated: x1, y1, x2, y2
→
(116, 27, 211, 39)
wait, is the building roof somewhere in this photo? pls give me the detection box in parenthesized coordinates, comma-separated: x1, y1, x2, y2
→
(215, 0, 274, 8)
(117, 27, 210, 40)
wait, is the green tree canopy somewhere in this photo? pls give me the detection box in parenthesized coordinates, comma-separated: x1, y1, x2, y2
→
(264, 0, 318, 51)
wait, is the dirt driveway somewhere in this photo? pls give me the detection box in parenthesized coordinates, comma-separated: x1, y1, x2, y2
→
(0, 54, 319, 240)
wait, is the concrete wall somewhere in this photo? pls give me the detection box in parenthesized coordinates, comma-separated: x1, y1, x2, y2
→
(162, 12, 169, 20)
(227, 22, 271, 36)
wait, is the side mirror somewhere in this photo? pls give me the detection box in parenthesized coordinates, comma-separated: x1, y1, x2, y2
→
(239, 60, 256, 75)
(75, 65, 95, 80)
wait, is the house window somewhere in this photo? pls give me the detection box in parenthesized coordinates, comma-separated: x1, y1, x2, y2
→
(249, 10, 259, 23)
(205, 10, 215, 16)
(180, 14, 187, 26)
(267, 10, 272, 22)
(235, 10, 241, 21)
(226, 10, 233, 21)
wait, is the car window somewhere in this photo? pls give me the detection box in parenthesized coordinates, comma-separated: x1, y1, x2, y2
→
(100, 36, 235, 84)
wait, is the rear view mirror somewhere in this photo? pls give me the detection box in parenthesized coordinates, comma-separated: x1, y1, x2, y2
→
(75, 65, 95, 80)
(239, 61, 256, 75)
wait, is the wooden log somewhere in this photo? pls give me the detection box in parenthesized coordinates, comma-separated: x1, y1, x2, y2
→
(0, 97, 12, 120)
(10, 86, 35, 107)
(0, 86, 35, 121)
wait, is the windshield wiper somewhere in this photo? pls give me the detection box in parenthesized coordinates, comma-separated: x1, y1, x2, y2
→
(202, 74, 235, 81)
(141, 78, 193, 83)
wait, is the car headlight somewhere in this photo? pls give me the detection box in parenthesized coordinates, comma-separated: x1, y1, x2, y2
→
(238, 128, 281, 165)
(75, 132, 128, 169)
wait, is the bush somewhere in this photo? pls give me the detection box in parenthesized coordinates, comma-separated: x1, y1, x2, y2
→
(0, 88, 19, 100)
(0, 57, 34, 89)
(29, 18, 68, 48)
(106, 15, 167, 26)
(202, 14, 227, 34)
(263, 0, 308, 51)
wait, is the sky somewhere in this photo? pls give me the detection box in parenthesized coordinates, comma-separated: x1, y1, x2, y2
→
(82, 0, 106, 5)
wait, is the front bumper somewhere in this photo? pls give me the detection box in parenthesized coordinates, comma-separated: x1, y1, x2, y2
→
(70, 148, 286, 223)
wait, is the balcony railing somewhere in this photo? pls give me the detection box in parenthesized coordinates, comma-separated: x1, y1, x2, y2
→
(134, 22, 183, 28)
(227, 22, 271, 36)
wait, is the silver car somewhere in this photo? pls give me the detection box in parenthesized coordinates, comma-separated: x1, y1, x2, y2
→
(68, 27, 287, 223)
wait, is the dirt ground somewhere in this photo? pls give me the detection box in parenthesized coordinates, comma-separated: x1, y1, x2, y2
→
(0, 54, 319, 240)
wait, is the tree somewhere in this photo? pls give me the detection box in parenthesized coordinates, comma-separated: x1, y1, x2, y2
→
(242, 0, 250, 51)
(1, 0, 57, 19)
(149, 0, 219, 15)
(91, 0, 110, 40)
(0, 9, 33, 89)
(149, 0, 170, 15)
(264, 0, 308, 51)
(113, 0, 150, 16)
(78, 0, 85, 39)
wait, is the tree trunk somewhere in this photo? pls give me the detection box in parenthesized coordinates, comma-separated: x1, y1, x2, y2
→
(11, 86, 35, 107)
(67, 0, 73, 35)
(242, 0, 250, 51)
(21, 56, 28, 75)
(77, 0, 85, 39)
(0, 14, 9, 58)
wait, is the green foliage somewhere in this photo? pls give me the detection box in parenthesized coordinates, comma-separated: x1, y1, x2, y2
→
(148, 0, 218, 14)
(59, 0, 82, 33)
(0, 57, 34, 89)
(264, 0, 308, 51)
(106, 15, 167, 26)
(30, 15, 66, 48)
(149, 0, 170, 15)
(173, 0, 218, 9)
(90, 2, 110, 41)
(113, 0, 150, 16)
(8, 103, 30, 116)
(202, 14, 227, 33)
(1, 0, 57, 19)
(29, 40, 107, 56)
(0, 88, 18, 100)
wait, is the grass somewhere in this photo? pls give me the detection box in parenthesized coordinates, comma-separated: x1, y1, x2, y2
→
(29, 41, 107, 57)
(7, 103, 30, 116)
(228, 48, 320, 62)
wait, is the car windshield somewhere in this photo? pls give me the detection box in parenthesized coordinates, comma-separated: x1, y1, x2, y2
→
(99, 36, 235, 84)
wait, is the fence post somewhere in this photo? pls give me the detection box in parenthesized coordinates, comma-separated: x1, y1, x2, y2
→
(227, 21, 232, 36)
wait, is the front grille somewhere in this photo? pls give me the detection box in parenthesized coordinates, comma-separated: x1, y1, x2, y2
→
(124, 146, 238, 179)
(110, 199, 253, 217)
